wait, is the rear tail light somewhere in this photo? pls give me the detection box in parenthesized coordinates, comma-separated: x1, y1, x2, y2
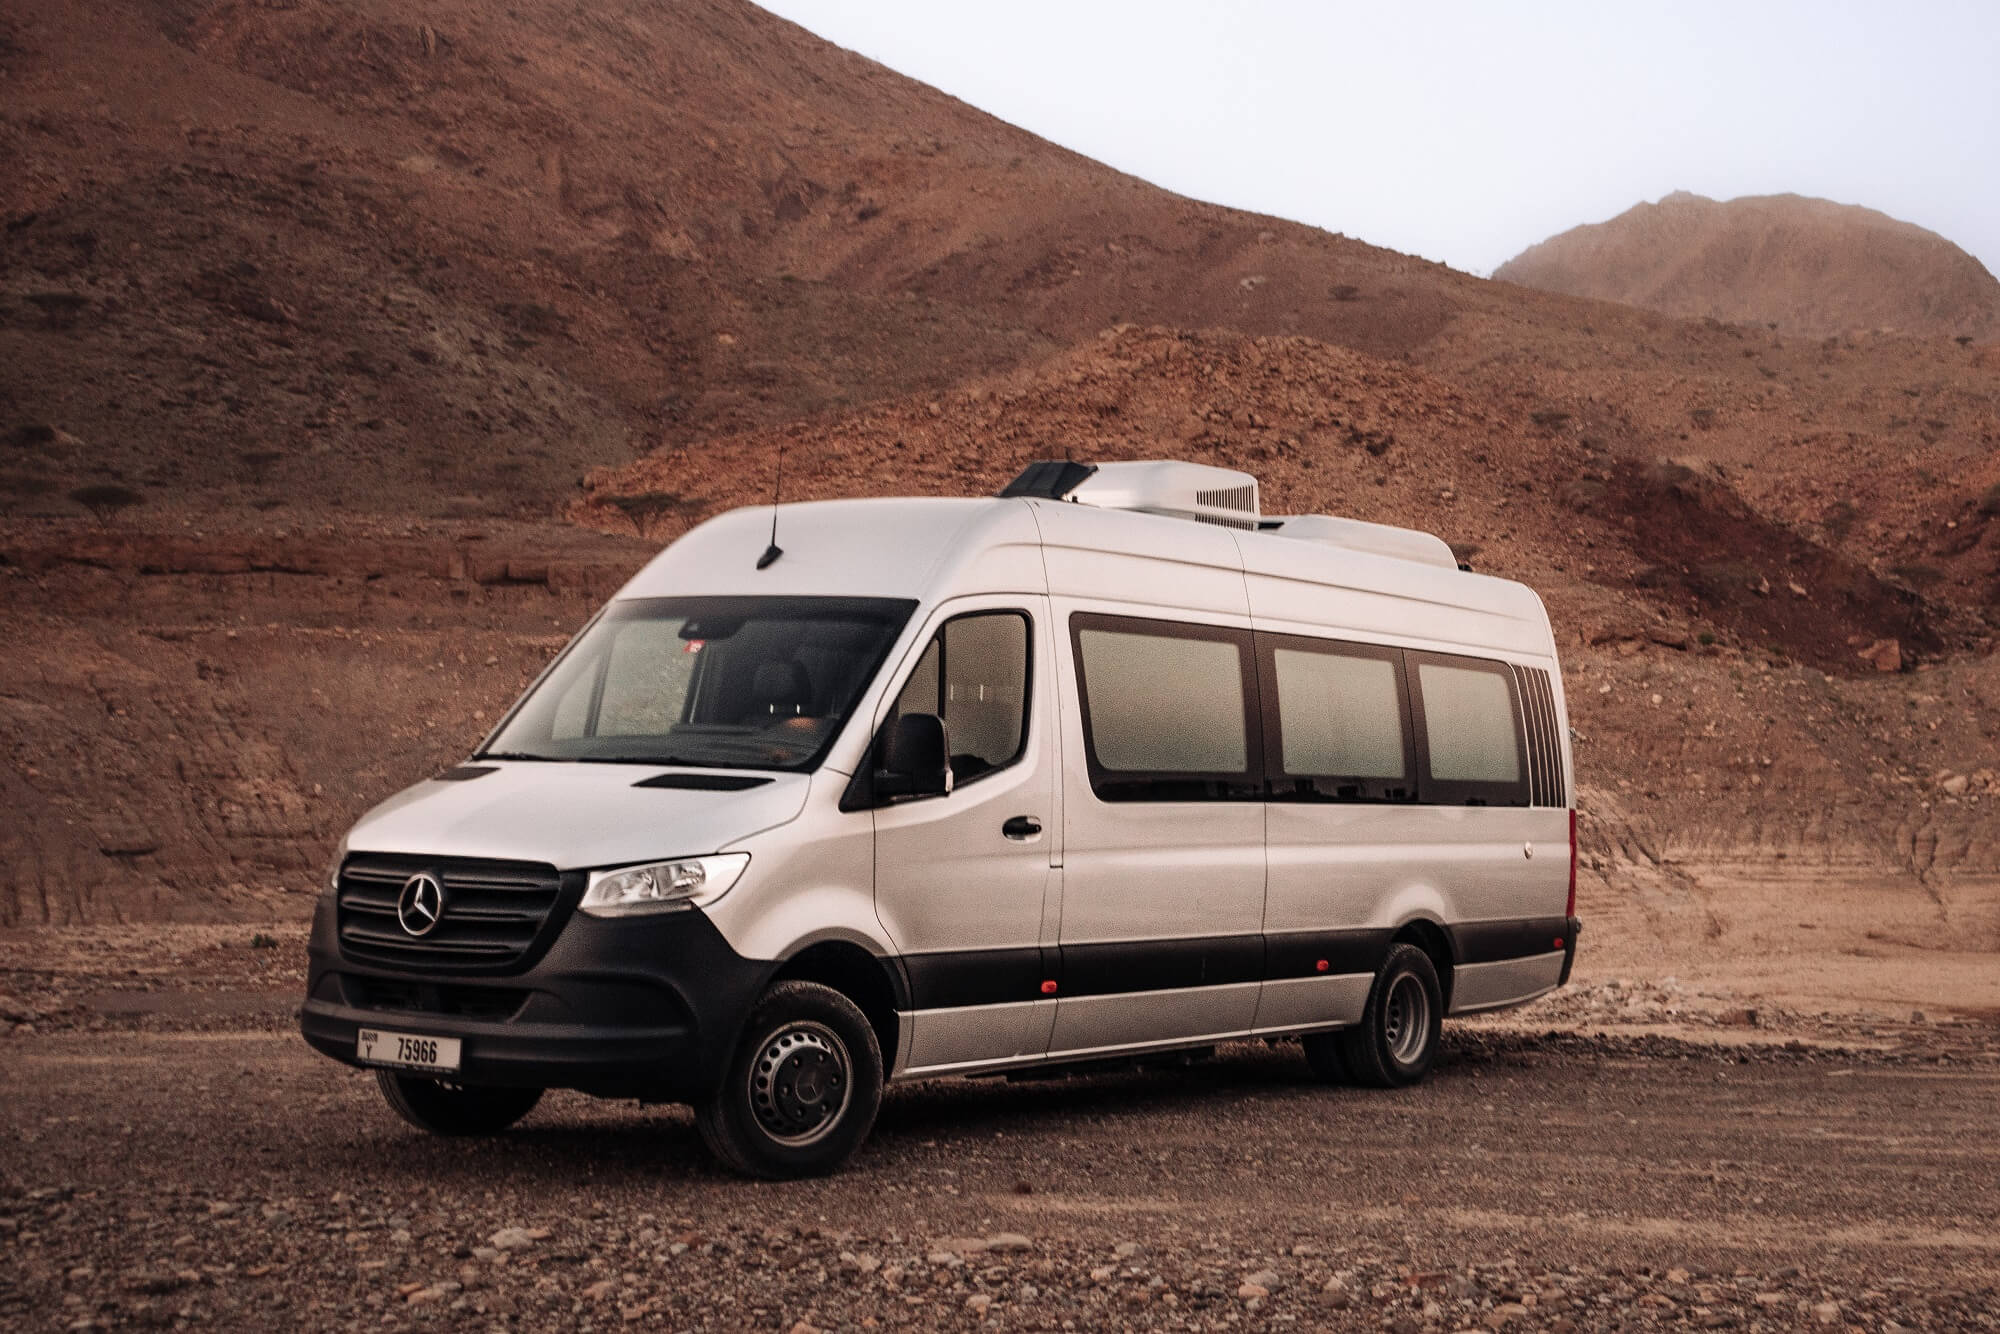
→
(1566, 807, 1578, 918)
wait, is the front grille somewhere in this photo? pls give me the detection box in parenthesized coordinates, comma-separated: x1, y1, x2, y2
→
(337, 854, 566, 972)
(341, 974, 530, 1021)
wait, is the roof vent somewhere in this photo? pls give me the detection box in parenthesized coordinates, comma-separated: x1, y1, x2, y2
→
(1269, 514, 1458, 569)
(998, 459, 1098, 500)
(1066, 461, 1261, 529)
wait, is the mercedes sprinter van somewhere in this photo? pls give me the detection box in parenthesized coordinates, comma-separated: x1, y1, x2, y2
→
(301, 460, 1579, 1178)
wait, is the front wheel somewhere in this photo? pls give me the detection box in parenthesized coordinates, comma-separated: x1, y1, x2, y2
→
(1334, 943, 1444, 1087)
(696, 980, 884, 1180)
(376, 1071, 543, 1135)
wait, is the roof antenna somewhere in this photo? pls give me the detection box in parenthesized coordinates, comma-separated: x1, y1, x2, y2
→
(756, 443, 784, 570)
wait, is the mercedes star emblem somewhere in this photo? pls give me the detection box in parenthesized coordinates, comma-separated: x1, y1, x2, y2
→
(396, 872, 446, 937)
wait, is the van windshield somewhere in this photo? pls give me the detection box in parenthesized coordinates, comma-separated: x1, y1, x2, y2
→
(478, 596, 917, 772)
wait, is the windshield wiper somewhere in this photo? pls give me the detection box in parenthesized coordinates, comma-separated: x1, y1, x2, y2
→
(473, 751, 574, 762)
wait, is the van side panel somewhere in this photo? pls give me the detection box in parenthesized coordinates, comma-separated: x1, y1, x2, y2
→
(1045, 582, 1268, 1055)
(1240, 548, 1571, 1018)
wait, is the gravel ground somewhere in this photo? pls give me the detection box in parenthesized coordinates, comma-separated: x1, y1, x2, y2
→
(5, 994, 1999, 1332)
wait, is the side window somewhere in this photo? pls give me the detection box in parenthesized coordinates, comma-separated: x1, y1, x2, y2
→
(1071, 614, 1260, 801)
(1408, 651, 1529, 806)
(891, 611, 1030, 783)
(1262, 638, 1414, 801)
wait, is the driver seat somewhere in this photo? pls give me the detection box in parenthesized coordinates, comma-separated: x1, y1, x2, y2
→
(748, 660, 813, 718)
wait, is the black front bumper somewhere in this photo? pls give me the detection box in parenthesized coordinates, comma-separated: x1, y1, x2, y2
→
(298, 893, 770, 1101)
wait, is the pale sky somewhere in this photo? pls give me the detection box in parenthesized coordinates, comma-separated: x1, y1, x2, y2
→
(755, 0, 2000, 280)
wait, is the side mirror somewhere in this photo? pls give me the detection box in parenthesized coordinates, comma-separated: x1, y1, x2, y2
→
(876, 713, 952, 801)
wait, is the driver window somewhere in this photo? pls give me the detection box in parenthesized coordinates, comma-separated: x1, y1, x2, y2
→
(891, 611, 1030, 783)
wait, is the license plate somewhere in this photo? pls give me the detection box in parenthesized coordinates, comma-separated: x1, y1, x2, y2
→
(356, 1028, 461, 1073)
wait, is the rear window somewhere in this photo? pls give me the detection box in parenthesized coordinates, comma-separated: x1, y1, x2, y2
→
(1407, 652, 1529, 805)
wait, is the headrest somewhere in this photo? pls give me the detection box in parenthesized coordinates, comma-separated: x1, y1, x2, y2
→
(750, 660, 812, 716)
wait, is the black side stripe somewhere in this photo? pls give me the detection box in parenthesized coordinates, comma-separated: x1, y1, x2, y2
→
(901, 947, 1049, 1011)
(1060, 934, 1263, 998)
(1262, 928, 1396, 981)
(1449, 917, 1572, 967)
(898, 919, 1569, 1011)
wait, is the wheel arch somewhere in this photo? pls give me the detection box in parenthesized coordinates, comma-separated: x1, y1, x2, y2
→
(770, 938, 905, 1073)
(1391, 916, 1455, 1013)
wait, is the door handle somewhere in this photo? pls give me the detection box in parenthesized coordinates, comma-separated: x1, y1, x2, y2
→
(1001, 815, 1043, 840)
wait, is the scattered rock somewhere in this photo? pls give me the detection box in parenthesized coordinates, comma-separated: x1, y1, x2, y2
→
(1857, 638, 1902, 672)
(487, 1227, 547, 1251)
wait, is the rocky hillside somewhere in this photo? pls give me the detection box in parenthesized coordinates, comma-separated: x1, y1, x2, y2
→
(1495, 192, 2000, 339)
(4, 0, 2000, 950)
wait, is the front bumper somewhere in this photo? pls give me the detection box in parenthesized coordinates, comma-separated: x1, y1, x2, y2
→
(298, 892, 769, 1100)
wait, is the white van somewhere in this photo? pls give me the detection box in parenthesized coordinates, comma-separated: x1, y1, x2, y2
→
(301, 460, 1578, 1178)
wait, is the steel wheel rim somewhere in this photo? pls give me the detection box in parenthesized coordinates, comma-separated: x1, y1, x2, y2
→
(748, 1020, 852, 1146)
(1382, 973, 1430, 1066)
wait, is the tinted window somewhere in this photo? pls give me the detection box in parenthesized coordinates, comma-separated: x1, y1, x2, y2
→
(891, 611, 1030, 782)
(1417, 663, 1520, 782)
(1071, 615, 1260, 800)
(1267, 642, 1412, 800)
(1408, 651, 1529, 806)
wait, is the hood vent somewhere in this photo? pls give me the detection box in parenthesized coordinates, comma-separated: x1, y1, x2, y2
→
(631, 772, 774, 792)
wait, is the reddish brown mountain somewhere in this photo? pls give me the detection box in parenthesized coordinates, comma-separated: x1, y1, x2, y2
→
(3, 1, 2000, 936)
(1496, 192, 2000, 339)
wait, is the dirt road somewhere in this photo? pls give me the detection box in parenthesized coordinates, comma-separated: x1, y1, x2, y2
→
(5, 1016, 1998, 1331)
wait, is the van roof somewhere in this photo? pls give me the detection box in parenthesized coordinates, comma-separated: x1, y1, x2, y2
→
(616, 495, 1554, 658)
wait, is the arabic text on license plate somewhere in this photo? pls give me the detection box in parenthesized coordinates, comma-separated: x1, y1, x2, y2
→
(356, 1028, 462, 1073)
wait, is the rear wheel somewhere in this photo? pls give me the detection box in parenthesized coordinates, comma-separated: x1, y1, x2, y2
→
(696, 980, 883, 1179)
(376, 1071, 543, 1136)
(1334, 943, 1443, 1088)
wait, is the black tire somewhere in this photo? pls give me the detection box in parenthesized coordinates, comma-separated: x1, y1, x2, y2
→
(696, 980, 883, 1180)
(376, 1071, 543, 1136)
(1334, 942, 1444, 1088)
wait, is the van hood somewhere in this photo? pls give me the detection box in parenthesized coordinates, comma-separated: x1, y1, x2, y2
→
(344, 763, 814, 870)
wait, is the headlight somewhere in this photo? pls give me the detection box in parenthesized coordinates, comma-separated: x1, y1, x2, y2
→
(580, 854, 749, 916)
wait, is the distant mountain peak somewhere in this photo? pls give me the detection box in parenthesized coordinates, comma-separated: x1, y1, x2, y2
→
(1497, 193, 1999, 338)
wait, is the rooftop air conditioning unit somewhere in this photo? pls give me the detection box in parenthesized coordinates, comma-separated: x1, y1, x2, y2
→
(1065, 460, 1261, 529)
(1269, 514, 1458, 569)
